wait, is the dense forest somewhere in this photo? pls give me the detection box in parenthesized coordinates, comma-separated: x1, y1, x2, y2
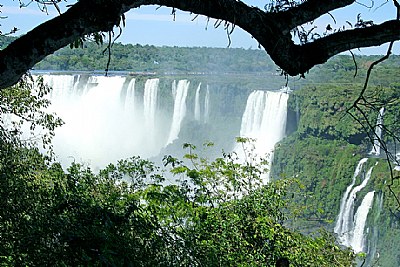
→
(2, 35, 399, 78)
(1, 34, 400, 266)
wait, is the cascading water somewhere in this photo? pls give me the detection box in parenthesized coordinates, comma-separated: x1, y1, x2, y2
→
(204, 85, 210, 124)
(234, 89, 289, 182)
(36, 75, 286, 181)
(43, 74, 77, 100)
(194, 83, 201, 121)
(335, 161, 377, 252)
(351, 191, 375, 253)
(143, 78, 159, 140)
(124, 78, 136, 112)
(36, 75, 172, 169)
(334, 158, 369, 235)
(369, 107, 385, 156)
(49, 75, 132, 168)
(334, 106, 387, 260)
(166, 80, 190, 146)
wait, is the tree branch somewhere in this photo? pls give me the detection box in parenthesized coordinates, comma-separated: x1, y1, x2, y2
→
(0, 0, 399, 89)
(276, 0, 356, 31)
(0, 0, 123, 89)
(281, 20, 400, 75)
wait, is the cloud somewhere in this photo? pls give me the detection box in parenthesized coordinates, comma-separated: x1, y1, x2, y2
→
(125, 8, 211, 25)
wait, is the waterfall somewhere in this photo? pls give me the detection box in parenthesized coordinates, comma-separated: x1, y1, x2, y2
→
(369, 107, 385, 156)
(42, 74, 77, 101)
(351, 191, 375, 253)
(194, 83, 201, 121)
(124, 78, 136, 112)
(334, 158, 369, 234)
(52, 75, 130, 167)
(36, 75, 171, 169)
(204, 85, 210, 123)
(143, 78, 159, 141)
(335, 162, 376, 251)
(235, 89, 289, 182)
(166, 80, 190, 146)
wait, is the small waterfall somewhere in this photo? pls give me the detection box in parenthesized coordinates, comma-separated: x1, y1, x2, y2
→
(369, 107, 385, 156)
(143, 78, 159, 141)
(194, 83, 201, 121)
(334, 158, 369, 234)
(204, 85, 210, 123)
(335, 162, 376, 251)
(351, 191, 375, 253)
(166, 80, 190, 146)
(235, 89, 289, 182)
(124, 78, 136, 112)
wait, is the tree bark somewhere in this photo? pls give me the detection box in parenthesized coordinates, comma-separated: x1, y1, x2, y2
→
(0, 0, 399, 89)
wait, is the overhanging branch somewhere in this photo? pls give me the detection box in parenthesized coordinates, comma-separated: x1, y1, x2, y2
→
(0, 0, 399, 89)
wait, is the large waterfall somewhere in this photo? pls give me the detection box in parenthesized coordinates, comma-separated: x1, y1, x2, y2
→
(37, 74, 291, 172)
(335, 159, 377, 253)
(38, 74, 192, 168)
(235, 89, 289, 182)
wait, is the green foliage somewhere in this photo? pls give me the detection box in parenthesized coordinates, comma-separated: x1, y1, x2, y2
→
(32, 41, 276, 74)
(0, 137, 355, 266)
(0, 74, 63, 149)
(272, 135, 361, 225)
(274, 75, 400, 266)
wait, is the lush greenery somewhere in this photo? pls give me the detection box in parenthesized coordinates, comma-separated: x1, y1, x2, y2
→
(2, 34, 399, 82)
(0, 142, 356, 266)
(0, 79, 356, 266)
(35, 41, 276, 74)
(2, 34, 400, 266)
(272, 81, 400, 266)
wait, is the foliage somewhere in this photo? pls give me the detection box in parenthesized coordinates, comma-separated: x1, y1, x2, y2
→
(0, 135, 355, 266)
(288, 83, 400, 144)
(31, 40, 276, 74)
(272, 135, 361, 224)
(273, 79, 400, 266)
(0, 74, 63, 150)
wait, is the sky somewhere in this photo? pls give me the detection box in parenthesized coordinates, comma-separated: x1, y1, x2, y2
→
(1, 0, 399, 54)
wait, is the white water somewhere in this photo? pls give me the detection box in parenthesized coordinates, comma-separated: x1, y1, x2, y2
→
(369, 107, 385, 156)
(194, 83, 201, 121)
(36, 75, 287, 178)
(351, 191, 375, 253)
(334, 158, 369, 234)
(36, 75, 173, 169)
(143, 78, 159, 140)
(335, 162, 376, 251)
(124, 78, 136, 112)
(49, 75, 132, 168)
(166, 80, 190, 146)
(204, 85, 210, 124)
(234, 90, 289, 182)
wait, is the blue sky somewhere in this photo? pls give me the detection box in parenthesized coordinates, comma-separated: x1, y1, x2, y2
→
(1, 0, 399, 54)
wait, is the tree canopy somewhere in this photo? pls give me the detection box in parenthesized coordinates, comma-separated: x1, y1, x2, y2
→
(0, 0, 399, 89)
